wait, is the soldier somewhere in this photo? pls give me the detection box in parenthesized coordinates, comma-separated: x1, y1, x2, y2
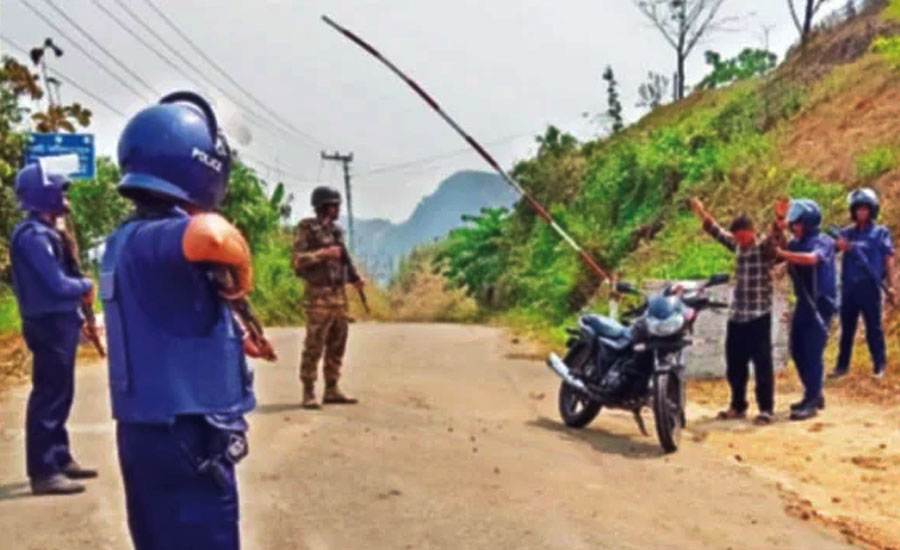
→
(293, 186, 365, 409)
(101, 92, 261, 550)
(10, 162, 98, 495)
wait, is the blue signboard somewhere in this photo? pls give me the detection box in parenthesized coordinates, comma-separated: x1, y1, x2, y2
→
(24, 133, 96, 180)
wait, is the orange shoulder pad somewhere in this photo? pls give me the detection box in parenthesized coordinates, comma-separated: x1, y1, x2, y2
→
(183, 213, 251, 268)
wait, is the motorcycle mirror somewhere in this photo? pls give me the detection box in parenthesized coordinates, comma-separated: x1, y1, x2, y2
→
(707, 273, 730, 287)
(615, 281, 638, 294)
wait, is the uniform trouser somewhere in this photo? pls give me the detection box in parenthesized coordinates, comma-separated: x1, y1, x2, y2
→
(836, 282, 886, 372)
(117, 416, 239, 550)
(22, 311, 81, 480)
(300, 306, 349, 386)
(790, 305, 833, 403)
(725, 314, 774, 414)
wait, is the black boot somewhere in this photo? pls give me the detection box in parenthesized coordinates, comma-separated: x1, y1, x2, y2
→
(62, 461, 98, 480)
(31, 473, 85, 496)
(790, 403, 818, 421)
(790, 395, 824, 412)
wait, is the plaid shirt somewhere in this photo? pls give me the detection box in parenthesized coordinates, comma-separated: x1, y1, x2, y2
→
(704, 219, 785, 323)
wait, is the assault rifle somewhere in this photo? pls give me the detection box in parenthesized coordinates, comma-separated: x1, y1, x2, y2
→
(825, 225, 895, 307)
(57, 218, 106, 357)
(340, 243, 369, 315)
(211, 266, 278, 362)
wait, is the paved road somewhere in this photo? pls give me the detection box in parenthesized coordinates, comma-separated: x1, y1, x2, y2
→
(0, 324, 853, 550)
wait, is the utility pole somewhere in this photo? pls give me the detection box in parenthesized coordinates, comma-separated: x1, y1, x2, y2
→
(320, 150, 355, 251)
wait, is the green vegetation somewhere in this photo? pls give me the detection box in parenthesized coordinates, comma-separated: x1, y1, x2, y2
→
(423, 49, 847, 341)
(871, 36, 900, 67)
(697, 49, 778, 90)
(0, 52, 305, 338)
(855, 146, 898, 182)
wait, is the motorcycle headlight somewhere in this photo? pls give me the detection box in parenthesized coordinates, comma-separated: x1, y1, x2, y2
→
(646, 314, 685, 337)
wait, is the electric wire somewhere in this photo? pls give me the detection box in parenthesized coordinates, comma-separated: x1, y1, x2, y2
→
(0, 32, 129, 118)
(17, 0, 153, 101)
(110, 0, 305, 147)
(142, 0, 326, 148)
(39, 0, 160, 96)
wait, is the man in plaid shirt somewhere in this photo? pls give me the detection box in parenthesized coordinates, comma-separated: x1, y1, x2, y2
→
(690, 198, 788, 425)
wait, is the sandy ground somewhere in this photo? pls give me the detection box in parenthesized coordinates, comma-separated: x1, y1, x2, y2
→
(0, 323, 862, 550)
(689, 372, 900, 550)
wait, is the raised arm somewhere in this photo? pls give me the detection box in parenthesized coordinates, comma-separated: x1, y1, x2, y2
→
(689, 198, 736, 251)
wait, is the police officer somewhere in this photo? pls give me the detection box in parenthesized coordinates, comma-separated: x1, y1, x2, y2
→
(776, 199, 838, 421)
(831, 188, 895, 379)
(293, 186, 364, 409)
(10, 162, 98, 495)
(102, 92, 260, 550)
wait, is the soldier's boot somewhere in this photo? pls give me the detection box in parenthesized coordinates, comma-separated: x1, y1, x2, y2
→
(302, 382, 321, 410)
(323, 383, 358, 405)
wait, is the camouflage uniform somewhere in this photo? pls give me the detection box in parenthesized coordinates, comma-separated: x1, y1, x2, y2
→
(292, 218, 360, 387)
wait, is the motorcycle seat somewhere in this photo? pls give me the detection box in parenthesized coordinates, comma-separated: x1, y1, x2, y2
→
(581, 314, 627, 340)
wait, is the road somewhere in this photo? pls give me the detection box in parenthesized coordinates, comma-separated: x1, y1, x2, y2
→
(0, 324, 854, 550)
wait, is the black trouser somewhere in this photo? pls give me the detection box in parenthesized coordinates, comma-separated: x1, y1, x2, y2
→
(724, 314, 774, 414)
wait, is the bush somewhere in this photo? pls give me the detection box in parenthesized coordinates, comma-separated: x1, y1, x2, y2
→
(871, 36, 900, 68)
(0, 287, 19, 335)
(856, 146, 898, 182)
(248, 233, 305, 326)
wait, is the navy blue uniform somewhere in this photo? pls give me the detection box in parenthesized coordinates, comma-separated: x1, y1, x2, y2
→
(10, 215, 92, 480)
(836, 223, 893, 373)
(101, 208, 255, 550)
(787, 232, 837, 403)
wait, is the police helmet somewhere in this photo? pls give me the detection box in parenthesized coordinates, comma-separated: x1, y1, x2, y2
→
(117, 91, 231, 210)
(848, 188, 879, 221)
(15, 162, 69, 214)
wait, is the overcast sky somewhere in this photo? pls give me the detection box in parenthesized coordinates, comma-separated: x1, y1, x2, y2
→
(1, 0, 843, 222)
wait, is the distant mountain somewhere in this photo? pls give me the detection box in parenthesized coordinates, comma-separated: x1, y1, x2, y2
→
(349, 170, 518, 283)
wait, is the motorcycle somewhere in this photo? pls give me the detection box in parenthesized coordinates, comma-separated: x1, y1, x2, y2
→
(546, 273, 730, 453)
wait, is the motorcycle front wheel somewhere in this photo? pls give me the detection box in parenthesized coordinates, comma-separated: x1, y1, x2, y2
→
(652, 372, 684, 453)
(558, 382, 602, 428)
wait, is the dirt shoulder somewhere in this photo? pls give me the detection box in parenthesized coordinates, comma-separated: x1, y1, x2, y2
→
(689, 371, 900, 550)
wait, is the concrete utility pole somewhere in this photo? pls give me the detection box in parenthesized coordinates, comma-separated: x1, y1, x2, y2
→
(320, 150, 355, 251)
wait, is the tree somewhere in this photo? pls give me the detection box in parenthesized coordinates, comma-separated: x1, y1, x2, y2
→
(633, 0, 732, 100)
(697, 48, 778, 90)
(67, 157, 131, 262)
(787, 0, 834, 42)
(637, 71, 671, 110)
(603, 66, 624, 133)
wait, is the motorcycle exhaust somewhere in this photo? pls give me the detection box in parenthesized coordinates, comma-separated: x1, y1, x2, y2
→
(547, 353, 599, 398)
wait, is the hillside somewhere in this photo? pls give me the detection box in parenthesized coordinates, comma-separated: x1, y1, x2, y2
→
(352, 170, 518, 282)
(394, 0, 900, 340)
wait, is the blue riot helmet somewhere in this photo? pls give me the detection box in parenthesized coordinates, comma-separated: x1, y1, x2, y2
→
(848, 188, 879, 221)
(787, 199, 822, 234)
(117, 91, 231, 210)
(15, 162, 70, 214)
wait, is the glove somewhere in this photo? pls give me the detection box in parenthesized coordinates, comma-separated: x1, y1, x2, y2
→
(183, 213, 253, 299)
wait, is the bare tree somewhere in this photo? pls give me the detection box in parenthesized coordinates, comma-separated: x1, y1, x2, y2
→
(633, 0, 733, 100)
(637, 72, 671, 110)
(786, 0, 834, 42)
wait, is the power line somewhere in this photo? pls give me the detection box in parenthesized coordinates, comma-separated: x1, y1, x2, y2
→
(88, 0, 209, 97)
(2, 33, 310, 185)
(0, 32, 129, 118)
(141, 0, 325, 148)
(110, 0, 308, 148)
(39, 0, 160, 97)
(17, 0, 153, 102)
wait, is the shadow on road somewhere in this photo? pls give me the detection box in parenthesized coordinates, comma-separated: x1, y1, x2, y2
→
(252, 402, 307, 415)
(527, 416, 665, 459)
(0, 482, 31, 501)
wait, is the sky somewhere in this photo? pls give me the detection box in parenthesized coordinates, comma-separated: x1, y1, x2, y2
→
(0, 0, 846, 222)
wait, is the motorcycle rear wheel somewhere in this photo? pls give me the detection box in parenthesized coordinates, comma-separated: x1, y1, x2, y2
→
(652, 372, 684, 453)
(558, 383, 602, 428)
